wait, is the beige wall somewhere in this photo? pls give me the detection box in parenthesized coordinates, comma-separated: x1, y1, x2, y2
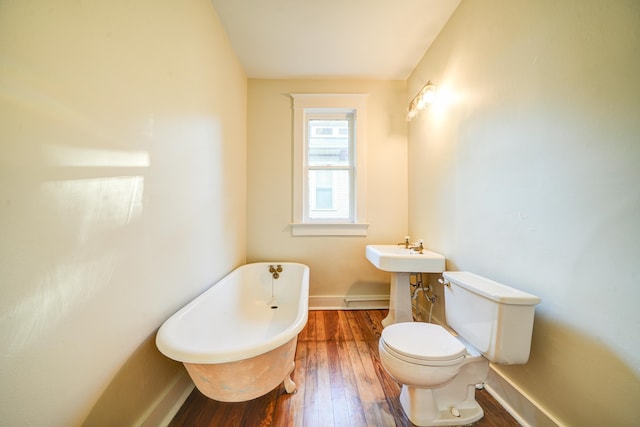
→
(247, 80, 408, 301)
(407, 0, 640, 425)
(0, 1, 246, 426)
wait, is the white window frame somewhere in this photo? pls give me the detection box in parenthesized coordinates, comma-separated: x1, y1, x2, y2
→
(291, 94, 368, 236)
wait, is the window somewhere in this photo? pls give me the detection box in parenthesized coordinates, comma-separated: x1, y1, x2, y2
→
(291, 94, 368, 236)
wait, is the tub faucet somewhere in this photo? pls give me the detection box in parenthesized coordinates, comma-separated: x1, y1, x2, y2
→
(269, 264, 283, 279)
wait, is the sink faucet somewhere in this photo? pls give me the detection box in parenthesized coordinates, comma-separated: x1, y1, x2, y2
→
(410, 239, 424, 254)
(398, 235, 411, 249)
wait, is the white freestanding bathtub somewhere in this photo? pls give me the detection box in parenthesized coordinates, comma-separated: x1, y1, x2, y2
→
(156, 262, 309, 402)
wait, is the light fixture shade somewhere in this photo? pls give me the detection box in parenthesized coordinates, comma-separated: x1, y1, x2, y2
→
(422, 82, 436, 103)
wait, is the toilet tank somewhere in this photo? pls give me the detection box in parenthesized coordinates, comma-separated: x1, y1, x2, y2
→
(442, 271, 541, 364)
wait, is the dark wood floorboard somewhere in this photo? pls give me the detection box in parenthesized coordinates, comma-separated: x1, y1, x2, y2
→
(168, 310, 520, 427)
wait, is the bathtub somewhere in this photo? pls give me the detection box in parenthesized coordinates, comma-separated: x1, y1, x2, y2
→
(156, 262, 309, 402)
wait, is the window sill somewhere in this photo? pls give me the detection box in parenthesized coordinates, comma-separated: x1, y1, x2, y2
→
(290, 223, 369, 236)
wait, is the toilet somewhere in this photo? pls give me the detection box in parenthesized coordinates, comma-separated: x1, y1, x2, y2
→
(378, 271, 541, 426)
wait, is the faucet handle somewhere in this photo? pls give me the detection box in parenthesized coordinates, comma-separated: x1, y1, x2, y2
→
(438, 277, 450, 287)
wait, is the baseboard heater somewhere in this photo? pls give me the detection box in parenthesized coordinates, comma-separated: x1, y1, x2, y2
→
(343, 296, 390, 307)
(309, 295, 390, 310)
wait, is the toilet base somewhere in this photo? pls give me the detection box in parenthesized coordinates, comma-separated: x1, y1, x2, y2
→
(399, 382, 484, 427)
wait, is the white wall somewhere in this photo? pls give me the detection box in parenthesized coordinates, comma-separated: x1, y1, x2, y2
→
(247, 80, 408, 305)
(407, 0, 640, 425)
(0, 1, 246, 425)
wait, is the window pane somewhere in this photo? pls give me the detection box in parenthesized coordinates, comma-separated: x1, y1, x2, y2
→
(308, 169, 351, 220)
(316, 187, 333, 210)
(308, 119, 350, 167)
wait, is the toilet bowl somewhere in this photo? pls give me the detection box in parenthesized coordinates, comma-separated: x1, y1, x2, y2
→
(379, 322, 488, 426)
(378, 271, 540, 427)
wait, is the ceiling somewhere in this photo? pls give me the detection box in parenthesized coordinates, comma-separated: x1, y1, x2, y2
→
(209, 0, 461, 80)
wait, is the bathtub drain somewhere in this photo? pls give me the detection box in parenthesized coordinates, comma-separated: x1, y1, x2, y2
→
(270, 305, 278, 309)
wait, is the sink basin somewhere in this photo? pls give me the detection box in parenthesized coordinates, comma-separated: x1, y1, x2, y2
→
(366, 245, 445, 273)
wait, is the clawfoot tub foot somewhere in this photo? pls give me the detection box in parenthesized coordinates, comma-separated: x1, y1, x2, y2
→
(284, 361, 297, 394)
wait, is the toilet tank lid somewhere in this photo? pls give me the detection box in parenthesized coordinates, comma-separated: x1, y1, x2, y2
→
(443, 271, 541, 305)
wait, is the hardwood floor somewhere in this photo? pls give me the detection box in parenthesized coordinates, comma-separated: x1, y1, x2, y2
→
(169, 310, 519, 427)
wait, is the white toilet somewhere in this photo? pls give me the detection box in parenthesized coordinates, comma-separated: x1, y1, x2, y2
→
(378, 271, 541, 426)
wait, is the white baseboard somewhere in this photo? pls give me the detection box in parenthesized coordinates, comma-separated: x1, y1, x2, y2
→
(484, 366, 563, 427)
(136, 370, 194, 427)
(309, 295, 389, 310)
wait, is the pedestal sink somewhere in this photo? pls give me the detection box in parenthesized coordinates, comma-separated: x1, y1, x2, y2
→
(366, 245, 445, 327)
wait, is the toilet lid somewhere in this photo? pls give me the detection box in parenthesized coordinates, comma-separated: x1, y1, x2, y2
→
(381, 322, 466, 362)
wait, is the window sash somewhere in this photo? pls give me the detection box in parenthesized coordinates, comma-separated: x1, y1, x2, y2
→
(307, 168, 352, 220)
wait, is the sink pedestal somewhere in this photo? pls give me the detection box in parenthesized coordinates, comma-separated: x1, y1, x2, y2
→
(382, 272, 412, 327)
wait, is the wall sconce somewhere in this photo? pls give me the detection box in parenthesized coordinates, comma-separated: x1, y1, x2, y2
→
(407, 80, 436, 121)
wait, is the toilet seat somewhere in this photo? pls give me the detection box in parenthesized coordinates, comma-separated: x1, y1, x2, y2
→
(381, 322, 467, 366)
